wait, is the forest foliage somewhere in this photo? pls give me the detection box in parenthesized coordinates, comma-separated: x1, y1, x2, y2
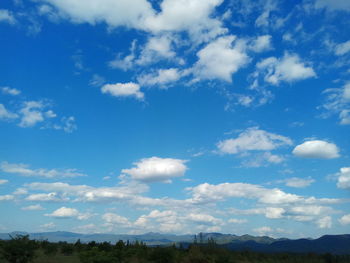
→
(0, 234, 349, 263)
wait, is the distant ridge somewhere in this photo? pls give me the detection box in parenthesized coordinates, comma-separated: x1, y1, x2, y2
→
(0, 231, 349, 254)
(222, 234, 350, 255)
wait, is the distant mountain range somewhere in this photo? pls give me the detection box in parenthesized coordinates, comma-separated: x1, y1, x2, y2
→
(1, 231, 349, 255)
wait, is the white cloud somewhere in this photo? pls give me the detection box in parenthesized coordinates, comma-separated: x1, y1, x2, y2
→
(109, 40, 137, 70)
(40, 0, 154, 29)
(283, 177, 315, 188)
(0, 179, 8, 185)
(188, 182, 302, 205)
(250, 35, 272, 53)
(335, 167, 350, 190)
(21, 204, 45, 211)
(321, 82, 350, 125)
(242, 152, 285, 167)
(254, 0, 277, 28)
(256, 53, 316, 85)
(254, 226, 290, 236)
(313, 0, 350, 11)
(45, 206, 93, 220)
(0, 97, 76, 132)
(53, 116, 77, 133)
(52, 117, 76, 132)
(0, 9, 16, 25)
(0, 195, 14, 201)
(0, 161, 86, 178)
(138, 68, 181, 87)
(292, 140, 340, 159)
(334, 40, 350, 56)
(1, 87, 21, 96)
(264, 207, 286, 219)
(13, 188, 28, 195)
(40, 222, 56, 230)
(339, 110, 350, 125)
(18, 101, 46, 127)
(134, 210, 184, 233)
(0, 104, 18, 120)
(101, 82, 144, 100)
(122, 157, 187, 183)
(26, 181, 149, 204)
(316, 216, 332, 229)
(40, 0, 225, 43)
(253, 226, 273, 235)
(136, 35, 176, 65)
(143, 0, 226, 42)
(288, 205, 334, 219)
(228, 218, 247, 224)
(339, 214, 350, 225)
(192, 35, 249, 82)
(217, 127, 292, 154)
(26, 192, 69, 202)
(186, 213, 223, 225)
(74, 223, 100, 233)
(102, 213, 132, 227)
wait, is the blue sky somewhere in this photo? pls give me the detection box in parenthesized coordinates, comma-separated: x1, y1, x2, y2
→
(0, 0, 350, 238)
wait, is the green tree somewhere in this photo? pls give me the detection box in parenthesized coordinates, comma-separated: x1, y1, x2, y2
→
(0, 235, 38, 263)
(40, 240, 58, 256)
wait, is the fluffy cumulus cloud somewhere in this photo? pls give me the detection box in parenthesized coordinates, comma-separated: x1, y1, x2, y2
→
(25, 192, 69, 202)
(0, 161, 86, 178)
(136, 35, 176, 65)
(186, 213, 223, 225)
(39, 0, 154, 29)
(1, 87, 21, 96)
(25, 180, 149, 204)
(316, 216, 332, 229)
(122, 157, 187, 183)
(133, 210, 223, 233)
(188, 182, 302, 205)
(138, 68, 181, 87)
(217, 127, 292, 154)
(101, 82, 144, 100)
(18, 101, 47, 127)
(143, 0, 226, 42)
(45, 206, 93, 220)
(249, 35, 272, 53)
(12, 177, 343, 232)
(192, 35, 249, 82)
(292, 140, 340, 159)
(40, 0, 225, 42)
(335, 167, 350, 190)
(339, 214, 350, 225)
(102, 213, 132, 227)
(256, 53, 316, 85)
